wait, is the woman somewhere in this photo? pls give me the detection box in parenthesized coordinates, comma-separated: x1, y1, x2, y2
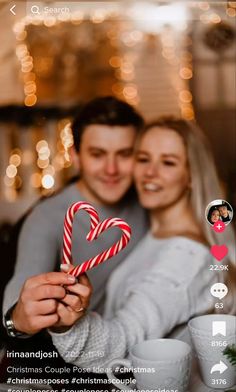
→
(208, 206, 221, 224)
(49, 117, 235, 371)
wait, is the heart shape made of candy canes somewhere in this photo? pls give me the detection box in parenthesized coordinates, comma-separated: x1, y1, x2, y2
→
(62, 201, 131, 277)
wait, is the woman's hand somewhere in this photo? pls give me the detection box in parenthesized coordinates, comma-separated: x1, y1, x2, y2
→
(50, 270, 93, 333)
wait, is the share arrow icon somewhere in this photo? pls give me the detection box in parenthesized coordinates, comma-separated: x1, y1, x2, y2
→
(210, 360, 228, 374)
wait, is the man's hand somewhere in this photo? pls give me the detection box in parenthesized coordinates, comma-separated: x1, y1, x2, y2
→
(12, 272, 76, 335)
(51, 273, 92, 333)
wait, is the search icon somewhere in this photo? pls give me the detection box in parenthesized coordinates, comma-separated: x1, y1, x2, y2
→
(31, 5, 40, 14)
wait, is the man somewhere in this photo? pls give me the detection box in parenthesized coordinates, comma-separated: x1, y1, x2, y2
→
(3, 96, 148, 337)
(218, 202, 233, 223)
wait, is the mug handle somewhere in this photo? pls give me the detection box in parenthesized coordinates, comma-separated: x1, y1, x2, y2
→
(106, 358, 135, 391)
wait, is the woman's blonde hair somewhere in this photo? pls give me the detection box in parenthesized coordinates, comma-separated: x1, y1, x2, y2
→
(144, 116, 235, 311)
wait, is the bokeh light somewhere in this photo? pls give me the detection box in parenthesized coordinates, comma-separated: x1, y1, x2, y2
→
(9, 154, 21, 167)
(42, 174, 55, 189)
(6, 165, 17, 178)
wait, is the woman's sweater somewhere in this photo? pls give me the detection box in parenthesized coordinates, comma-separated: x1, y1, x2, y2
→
(50, 233, 217, 372)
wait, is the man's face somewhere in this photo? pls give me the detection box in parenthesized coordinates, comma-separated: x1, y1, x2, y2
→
(76, 124, 137, 205)
(218, 206, 228, 218)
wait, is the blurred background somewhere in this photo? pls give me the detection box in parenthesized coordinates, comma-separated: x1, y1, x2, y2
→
(0, 0, 235, 226)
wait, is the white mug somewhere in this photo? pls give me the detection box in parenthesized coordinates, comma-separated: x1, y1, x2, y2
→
(106, 339, 192, 392)
(188, 314, 236, 389)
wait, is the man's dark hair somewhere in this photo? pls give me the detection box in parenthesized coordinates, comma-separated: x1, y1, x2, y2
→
(71, 96, 144, 152)
(219, 202, 231, 211)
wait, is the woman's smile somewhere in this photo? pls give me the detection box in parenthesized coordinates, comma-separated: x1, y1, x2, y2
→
(142, 182, 163, 192)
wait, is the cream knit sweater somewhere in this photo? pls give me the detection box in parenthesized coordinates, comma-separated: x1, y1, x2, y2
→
(50, 234, 217, 372)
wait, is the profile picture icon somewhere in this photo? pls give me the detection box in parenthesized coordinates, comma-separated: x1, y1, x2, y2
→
(206, 199, 233, 226)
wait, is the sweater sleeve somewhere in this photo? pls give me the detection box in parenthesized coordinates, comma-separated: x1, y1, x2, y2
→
(50, 243, 217, 372)
(3, 203, 60, 317)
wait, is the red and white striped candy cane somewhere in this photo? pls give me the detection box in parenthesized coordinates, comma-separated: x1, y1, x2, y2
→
(62, 201, 99, 266)
(62, 202, 131, 277)
(71, 217, 131, 277)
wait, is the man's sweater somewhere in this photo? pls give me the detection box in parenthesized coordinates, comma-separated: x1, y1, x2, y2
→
(3, 183, 148, 316)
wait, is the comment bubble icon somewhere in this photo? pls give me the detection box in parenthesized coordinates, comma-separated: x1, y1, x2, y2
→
(210, 283, 228, 300)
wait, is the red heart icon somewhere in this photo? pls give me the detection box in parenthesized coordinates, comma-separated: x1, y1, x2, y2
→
(210, 245, 228, 261)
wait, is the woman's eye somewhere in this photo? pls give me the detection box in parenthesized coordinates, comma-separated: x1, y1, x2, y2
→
(136, 157, 149, 163)
(163, 160, 176, 166)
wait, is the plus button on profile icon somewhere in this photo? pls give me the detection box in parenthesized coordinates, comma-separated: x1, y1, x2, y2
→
(213, 221, 226, 233)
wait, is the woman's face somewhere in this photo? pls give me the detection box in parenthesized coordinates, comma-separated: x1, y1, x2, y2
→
(134, 126, 190, 210)
(211, 209, 220, 223)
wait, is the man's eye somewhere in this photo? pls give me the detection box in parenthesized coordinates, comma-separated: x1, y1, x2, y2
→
(90, 152, 103, 158)
(120, 151, 133, 158)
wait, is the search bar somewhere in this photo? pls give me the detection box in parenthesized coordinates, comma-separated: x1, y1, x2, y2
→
(27, 2, 71, 16)
(26, 2, 120, 17)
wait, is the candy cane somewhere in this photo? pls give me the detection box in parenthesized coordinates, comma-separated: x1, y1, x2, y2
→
(62, 202, 131, 277)
(62, 202, 99, 266)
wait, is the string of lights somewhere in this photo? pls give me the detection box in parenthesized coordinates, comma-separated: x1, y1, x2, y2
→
(3, 1, 234, 201)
